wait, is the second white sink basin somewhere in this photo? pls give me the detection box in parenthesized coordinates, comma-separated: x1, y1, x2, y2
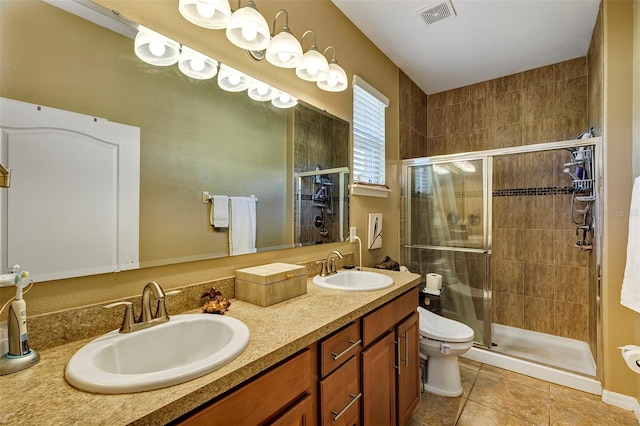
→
(313, 270, 394, 291)
(65, 314, 250, 394)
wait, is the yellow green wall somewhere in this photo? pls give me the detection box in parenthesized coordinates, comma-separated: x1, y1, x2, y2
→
(0, 0, 400, 314)
(0, 0, 290, 266)
(602, 0, 639, 399)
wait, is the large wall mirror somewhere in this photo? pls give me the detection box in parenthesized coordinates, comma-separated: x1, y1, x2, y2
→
(0, 0, 349, 281)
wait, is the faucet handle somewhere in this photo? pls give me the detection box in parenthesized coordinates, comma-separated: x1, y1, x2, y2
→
(165, 290, 181, 297)
(103, 301, 135, 333)
(316, 260, 329, 277)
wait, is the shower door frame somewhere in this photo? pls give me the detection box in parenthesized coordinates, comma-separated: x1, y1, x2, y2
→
(402, 137, 602, 364)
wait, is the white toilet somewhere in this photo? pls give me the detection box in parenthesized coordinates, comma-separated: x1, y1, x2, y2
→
(417, 306, 474, 397)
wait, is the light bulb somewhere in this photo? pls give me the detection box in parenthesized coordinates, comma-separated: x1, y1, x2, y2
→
(190, 58, 206, 72)
(306, 65, 318, 76)
(257, 83, 269, 96)
(196, 1, 216, 18)
(241, 25, 258, 42)
(279, 93, 291, 103)
(228, 74, 241, 86)
(148, 41, 166, 57)
(327, 76, 338, 87)
(277, 52, 292, 63)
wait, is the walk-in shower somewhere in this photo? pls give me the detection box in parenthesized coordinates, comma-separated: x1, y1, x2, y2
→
(402, 137, 602, 392)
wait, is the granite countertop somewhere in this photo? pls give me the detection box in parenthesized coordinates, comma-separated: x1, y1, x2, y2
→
(0, 268, 420, 425)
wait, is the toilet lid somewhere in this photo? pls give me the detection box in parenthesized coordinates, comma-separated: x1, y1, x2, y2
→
(417, 306, 474, 343)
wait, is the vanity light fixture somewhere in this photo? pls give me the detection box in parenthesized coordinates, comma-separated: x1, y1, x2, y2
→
(295, 30, 329, 82)
(178, 46, 219, 79)
(178, 0, 232, 29)
(264, 10, 303, 68)
(218, 63, 251, 92)
(271, 91, 298, 108)
(225, 0, 270, 51)
(317, 46, 348, 92)
(134, 26, 180, 66)
(248, 79, 277, 101)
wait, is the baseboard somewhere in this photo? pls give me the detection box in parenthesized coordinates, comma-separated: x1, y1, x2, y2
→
(601, 389, 640, 422)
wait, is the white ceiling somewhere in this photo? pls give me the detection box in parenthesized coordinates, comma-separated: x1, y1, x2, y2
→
(331, 0, 601, 94)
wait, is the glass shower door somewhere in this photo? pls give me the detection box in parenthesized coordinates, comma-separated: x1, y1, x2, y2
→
(404, 158, 490, 347)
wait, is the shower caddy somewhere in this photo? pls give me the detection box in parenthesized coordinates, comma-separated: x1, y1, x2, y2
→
(564, 141, 595, 251)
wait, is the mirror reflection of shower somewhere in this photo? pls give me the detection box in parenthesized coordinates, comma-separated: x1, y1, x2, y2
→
(295, 166, 349, 246)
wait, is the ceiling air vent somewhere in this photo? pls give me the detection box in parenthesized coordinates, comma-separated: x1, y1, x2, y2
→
(418, 0, 457, 26)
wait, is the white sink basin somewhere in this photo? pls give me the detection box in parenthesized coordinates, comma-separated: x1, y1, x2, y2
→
(65, 314, 250, 394)
(313, 270, 394, 291)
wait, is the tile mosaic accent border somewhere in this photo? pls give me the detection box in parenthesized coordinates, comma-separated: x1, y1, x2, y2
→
(493, 186, 574, 197)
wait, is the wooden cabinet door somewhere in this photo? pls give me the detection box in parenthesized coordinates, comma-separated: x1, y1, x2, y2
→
(268, 394, 315, 426)
(396, 312, 420, 426)
(176, 350, 312, 426)
(320, 356, 360, 426)
(361, 331, 396, 426)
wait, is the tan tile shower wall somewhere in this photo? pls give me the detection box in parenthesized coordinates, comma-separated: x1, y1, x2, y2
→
(447, 59, 589, 341)
(425, 58, 587, 155)
(399, 57, 592, 341)
(492, 152, 590, 341)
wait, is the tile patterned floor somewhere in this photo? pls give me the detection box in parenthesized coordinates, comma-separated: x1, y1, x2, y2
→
(407, 359, 639, 426)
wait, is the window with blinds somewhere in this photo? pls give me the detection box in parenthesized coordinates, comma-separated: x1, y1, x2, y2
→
(352, 75, 389, 185)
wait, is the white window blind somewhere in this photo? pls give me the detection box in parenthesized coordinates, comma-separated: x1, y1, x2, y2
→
(352, 75, 388, 185)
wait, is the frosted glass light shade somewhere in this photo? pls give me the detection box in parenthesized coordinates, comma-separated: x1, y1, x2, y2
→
(295, 48, 329, 82)
(271, 92, 298, 108)
(225, 4, 270, 50)
(248, 80, 277, 101)
(178, 0, 231, 29)
(265, 31, 303, 68)
(134, 27, 180, 66)
(317, 62, 348, 92)
(218, 64, 251, 92)
(178, 46, 219, 79)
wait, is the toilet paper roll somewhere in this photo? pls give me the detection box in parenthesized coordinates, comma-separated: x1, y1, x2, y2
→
(619, 345, 640, 374)
(426, 273, 442, 290)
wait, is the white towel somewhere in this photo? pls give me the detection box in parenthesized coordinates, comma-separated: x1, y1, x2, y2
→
(210, 195, 229, 228)
(229, 196, 257, 256)
(621, 176, 640, 313)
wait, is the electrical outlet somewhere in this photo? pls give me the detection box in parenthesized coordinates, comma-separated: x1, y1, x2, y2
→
(349, 226, 357, 243)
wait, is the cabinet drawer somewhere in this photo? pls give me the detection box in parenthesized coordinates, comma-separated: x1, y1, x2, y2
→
(177, 349, 312, 426)
(362, 289, 418, 347)
(320, 321, 361, 378)
(320, 356, 360, 426)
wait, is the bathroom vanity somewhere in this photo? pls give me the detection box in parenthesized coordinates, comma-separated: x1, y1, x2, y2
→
(0, 268, 420, 425)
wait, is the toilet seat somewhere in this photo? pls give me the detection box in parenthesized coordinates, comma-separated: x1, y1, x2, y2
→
(417, 306, 474, 343)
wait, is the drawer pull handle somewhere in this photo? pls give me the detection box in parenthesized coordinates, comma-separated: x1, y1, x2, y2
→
(331, 339, 362, 361)
(331, 392, 362, 422)
(285, 273, 295, 280)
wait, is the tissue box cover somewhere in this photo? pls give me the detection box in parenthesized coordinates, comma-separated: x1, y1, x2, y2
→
(235, 263, 307, 307)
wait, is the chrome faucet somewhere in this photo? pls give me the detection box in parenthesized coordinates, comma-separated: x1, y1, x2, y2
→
(318, 250, 344, 277)
(104, 281, 180, 333)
